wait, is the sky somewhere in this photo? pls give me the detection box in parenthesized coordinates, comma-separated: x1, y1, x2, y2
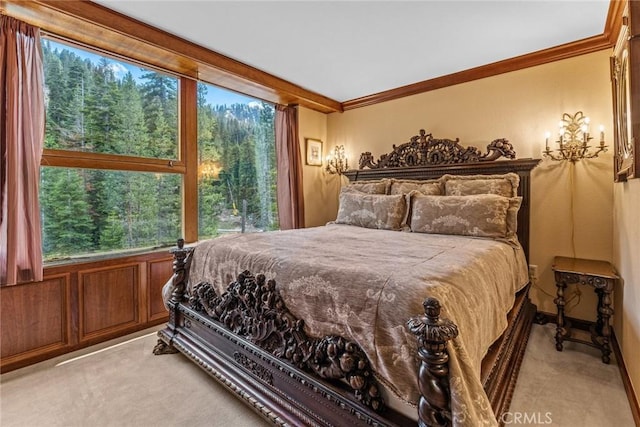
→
(46, 39, 258, 107)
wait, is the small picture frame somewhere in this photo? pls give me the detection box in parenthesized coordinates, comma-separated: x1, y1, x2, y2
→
(305, 138, 323, 166)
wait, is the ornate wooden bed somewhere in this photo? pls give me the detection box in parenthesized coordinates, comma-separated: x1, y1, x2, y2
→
(154, 129, 540, 427)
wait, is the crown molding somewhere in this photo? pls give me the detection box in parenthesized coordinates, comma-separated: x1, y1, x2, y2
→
(605, 0, 627, 45)
(342, 1, 624, 111)
(342, 34, 612, 111)
(1, 0, 625, 114)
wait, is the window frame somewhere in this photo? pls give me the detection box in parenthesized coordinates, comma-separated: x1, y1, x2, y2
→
(39, 35, 198, 262)
(41, 35, 187, 175)
(41, 149, 185, 174)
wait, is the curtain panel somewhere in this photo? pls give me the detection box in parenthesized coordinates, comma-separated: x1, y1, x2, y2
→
(0, 15, 45, 285)
(274, 104, 305, 229)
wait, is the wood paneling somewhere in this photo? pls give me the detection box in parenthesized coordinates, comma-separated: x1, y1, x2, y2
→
(1, 248, 173, 372)
(79, 264, 139, 342)
(1, 276, 69, 359)
(148, 258, 173, 321)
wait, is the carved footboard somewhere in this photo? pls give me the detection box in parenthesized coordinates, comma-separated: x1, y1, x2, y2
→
(155, 240, 462, 427)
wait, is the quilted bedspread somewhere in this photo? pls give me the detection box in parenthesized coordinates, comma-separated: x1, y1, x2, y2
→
(182, 224, 529, 426)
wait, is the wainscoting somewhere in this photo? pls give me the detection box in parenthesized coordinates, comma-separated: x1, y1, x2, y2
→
(0, 250, 173, 373)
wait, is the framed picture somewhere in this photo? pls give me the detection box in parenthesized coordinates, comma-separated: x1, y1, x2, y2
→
(305, 138, 323, 166)
(611, 2, 639, 181)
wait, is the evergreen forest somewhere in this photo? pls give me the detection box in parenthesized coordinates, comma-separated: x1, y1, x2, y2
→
(40, 40, 278, 262)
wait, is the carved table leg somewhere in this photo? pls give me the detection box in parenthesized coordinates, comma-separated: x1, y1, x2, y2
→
(598, 285, 614, 364)
(408, 298, 459, 427)
(595, 288, 604, 335)
(554, 275, 567, 352)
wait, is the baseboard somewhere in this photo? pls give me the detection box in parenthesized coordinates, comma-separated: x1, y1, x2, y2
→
(611, 331, 640, 427)
(536, 311, 640, 426)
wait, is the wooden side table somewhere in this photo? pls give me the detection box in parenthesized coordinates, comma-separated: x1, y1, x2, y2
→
(552, 256, 618, 364)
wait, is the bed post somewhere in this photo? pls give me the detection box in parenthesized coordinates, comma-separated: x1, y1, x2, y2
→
(153, 238, 194, 355)
(168, 238, 193, 304)
(408, 298, 459, 427)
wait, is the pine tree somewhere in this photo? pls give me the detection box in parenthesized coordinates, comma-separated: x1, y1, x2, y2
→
(40, 42, 278, 260)
(197, 83, 223, 237)
(42, 42, 66, 148)
(117, 73, 149, 156)
(85, 58, 122, 154)
(140, 72, 178, 158)
(60, 51, 92, 150)
(40, 168, 94, 258)
(100, 210, 125, 250)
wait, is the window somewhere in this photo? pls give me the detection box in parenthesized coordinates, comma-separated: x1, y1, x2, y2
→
(196, 83, 278, 238)
(40, 38, 182, 262)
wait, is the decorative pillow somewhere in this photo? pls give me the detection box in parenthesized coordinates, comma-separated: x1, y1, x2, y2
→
(506, 197, 522, 238)
(410, 193, 511, 238)
(335, 192, 408, 230)
(441, 173, 519, 198)
(341, 179, 390, 195)
(389, 179, 442, 196)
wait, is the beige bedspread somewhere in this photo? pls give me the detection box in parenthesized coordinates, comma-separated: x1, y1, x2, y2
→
(185, 224, 529, 426)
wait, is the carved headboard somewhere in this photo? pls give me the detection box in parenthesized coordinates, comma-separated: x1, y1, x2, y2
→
(358, 129, 516, 169)
(342, 130, 540, 261)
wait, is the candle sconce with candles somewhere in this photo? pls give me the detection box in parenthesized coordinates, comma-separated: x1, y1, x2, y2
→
(326, 145, 349, 174)
(543, 111, 607, 162)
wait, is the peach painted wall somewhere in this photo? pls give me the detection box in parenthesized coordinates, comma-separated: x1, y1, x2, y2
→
(613, 179, 640, 404)
(325, 50, 614, 323)
(297, 107, 335, 227)
(298, 49, 638, 404)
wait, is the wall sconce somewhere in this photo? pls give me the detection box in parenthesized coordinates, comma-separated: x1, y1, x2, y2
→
(326, 145, 349, 174)
(543, 111, 607, 162)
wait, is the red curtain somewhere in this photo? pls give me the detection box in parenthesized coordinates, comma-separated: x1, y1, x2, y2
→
(274, 104, 305, 229)
(0, 15, 45, 285)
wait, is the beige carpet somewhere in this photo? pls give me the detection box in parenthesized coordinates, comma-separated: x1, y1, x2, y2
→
(0, 323, 635, 426)
(509, 323, 635, 427)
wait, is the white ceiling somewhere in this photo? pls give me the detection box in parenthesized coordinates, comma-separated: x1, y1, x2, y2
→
(94, 1, 611, 102)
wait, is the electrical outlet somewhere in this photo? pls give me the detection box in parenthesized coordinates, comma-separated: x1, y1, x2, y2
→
(529, 264, 539, 281)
